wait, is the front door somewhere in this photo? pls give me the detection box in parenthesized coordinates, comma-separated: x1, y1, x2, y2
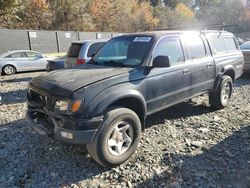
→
(25, 52, 47, 70)
(145, 36, 191, 115)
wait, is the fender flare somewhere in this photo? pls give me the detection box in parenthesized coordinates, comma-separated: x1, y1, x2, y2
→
(87, 89, 147, 122)
(213, 65, 235, 91)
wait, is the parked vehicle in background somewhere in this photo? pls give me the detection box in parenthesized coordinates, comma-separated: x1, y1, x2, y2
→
(240, 41, 250, 73)
(0, 50, 49, 75)
(240, 41, 250, 50)
(27, 30, 243, 167)
(236, 37, 244, 45)
(64, 39, 108, 68)
(46, 55, 65, 72)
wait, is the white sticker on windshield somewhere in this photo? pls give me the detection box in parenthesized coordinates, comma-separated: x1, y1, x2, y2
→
(133, 37, 152, 42)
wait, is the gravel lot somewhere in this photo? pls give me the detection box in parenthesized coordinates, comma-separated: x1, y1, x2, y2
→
(0, 71, 250, 188)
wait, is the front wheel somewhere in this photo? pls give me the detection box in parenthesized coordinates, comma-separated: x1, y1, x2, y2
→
(209, 75, 233, 109)
(87, 107, 141, 167)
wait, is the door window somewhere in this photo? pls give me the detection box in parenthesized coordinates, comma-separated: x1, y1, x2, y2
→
(26, 52, 41, 60)
(87, 42, 106, 57)
(224, 38, 237, 52)
(6, 52, 26, 58)
(209, 36, 226, 54)
(154, 37, 184, 65)
(186, 36, 206, 59)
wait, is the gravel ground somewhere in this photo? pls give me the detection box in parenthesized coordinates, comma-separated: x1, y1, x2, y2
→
(0, 71, 250, 188)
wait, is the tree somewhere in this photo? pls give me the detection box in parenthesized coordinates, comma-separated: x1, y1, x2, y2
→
(154, 3, 195, 29)
(149, 0, 162, 6)
(130, 1, 159, 31)
(164, 0, 179, 8)
(242, 6, 250, 32)
(44, 0, 94, 31)
(90, 0, 116, 31)
(0, 0, 19, 28)
(90, 0, 159, 32)
(153, 5, 169, 29)
(197, 0, 244, 28)
(15, 0, 51, 29)
(138, 0, 162, 7)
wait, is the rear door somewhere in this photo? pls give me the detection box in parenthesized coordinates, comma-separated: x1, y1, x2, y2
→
(184, 34, 215, 95)
(65, 43, 83, 68)
(5, 52, 29, 71)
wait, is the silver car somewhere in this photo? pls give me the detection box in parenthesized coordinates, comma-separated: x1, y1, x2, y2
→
(65, 39, 108, 68)
(0, 50, 48, 75)
(240, 41, 250, 73)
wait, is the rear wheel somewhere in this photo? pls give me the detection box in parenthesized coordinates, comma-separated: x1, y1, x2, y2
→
(3, 65, 16, 75)
(87, 107, 141, 167)
(209, 75, 233, 109)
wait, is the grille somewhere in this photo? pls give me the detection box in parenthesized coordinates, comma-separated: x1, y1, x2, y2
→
(28, 89, 47, 107)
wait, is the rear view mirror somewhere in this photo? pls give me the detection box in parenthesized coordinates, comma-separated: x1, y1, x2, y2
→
(153, 56, 170, 68)
(91, 53, 96, 58)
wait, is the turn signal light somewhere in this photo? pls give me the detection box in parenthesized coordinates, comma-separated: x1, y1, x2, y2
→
(71, 99, 82, 113)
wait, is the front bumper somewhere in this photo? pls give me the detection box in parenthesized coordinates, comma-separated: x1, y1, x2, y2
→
(26, 109, 103, 144)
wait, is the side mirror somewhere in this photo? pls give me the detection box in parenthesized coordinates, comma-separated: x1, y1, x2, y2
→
(91, 53, 96, 58)
(39, 54, 45, 58)
(153, 56, 170, 68)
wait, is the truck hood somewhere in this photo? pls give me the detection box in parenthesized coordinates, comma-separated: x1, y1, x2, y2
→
(30, 64, 132, 95)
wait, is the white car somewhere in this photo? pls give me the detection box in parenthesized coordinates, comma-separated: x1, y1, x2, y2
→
(0, 50, 49, 75)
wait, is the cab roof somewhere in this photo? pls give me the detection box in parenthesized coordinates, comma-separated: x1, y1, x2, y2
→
(117, 30, 234, 40)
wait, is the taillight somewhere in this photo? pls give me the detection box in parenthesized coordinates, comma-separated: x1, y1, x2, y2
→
(76, 59, 86, 65)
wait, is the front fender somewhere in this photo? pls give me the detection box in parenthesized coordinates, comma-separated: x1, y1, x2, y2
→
(85, 86, 147, 118)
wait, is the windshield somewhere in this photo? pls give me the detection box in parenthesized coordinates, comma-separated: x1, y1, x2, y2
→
(91, 36, 153, 67)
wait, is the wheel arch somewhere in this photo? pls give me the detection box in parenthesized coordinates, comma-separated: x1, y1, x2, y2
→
(108, 96, 146, 129)
(213, 66, 235, 91)
(91, 90, 147, 130)
(223, 69, 235, 81)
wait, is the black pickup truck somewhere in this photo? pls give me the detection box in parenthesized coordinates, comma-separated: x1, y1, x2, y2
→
(26, 30, 244, 167)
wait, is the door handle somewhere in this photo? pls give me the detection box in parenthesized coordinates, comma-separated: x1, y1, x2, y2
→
(182, 69, 190, 74)
(206, 63, 212, 68)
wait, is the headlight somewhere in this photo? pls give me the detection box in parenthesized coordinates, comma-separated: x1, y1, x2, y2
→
(54, 99, 83, 114)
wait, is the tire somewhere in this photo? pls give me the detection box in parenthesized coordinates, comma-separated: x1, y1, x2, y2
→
(3, 65, 16, 75)
(209, 75, 233, 109)
(87, 107, 141, 167)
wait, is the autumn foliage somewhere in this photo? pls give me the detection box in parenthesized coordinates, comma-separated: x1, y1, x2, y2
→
(0, 0, 249, 33)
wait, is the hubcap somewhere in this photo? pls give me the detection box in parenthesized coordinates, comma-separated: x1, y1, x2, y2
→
(4, 66, 14, 75)
(108, 121, 133, 156)
(221, 82, 231, 103)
